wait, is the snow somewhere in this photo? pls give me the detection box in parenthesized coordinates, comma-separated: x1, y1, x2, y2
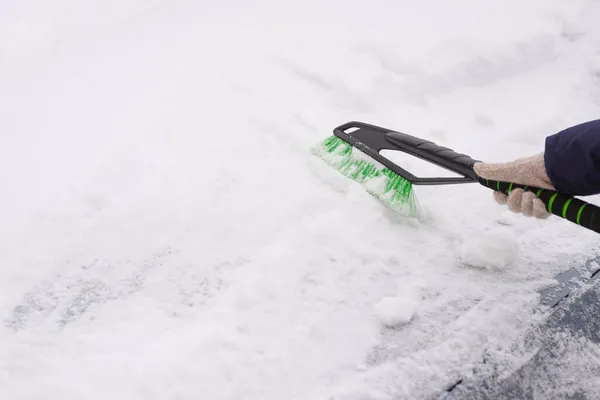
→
(374, 296, 416, 328)
(459, 228, 519, 270)
(1, 0, 600, 399)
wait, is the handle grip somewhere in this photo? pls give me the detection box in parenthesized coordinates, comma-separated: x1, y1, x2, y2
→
(384, 131, 479, 181)
(478, 178, 600, 234)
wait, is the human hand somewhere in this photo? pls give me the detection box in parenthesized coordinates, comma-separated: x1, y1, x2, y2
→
(473, 154, 554, 219)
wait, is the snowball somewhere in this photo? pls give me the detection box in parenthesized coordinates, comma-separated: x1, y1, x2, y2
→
(374, 296, 416, 328)
(459, 229, 519, 270)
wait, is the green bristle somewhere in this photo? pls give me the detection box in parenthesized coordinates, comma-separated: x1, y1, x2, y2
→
(312, 135, 421, 217)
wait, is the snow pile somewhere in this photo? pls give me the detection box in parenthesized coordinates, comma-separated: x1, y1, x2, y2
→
(374, 296, 416, 328)
(459, 229, 519, 270)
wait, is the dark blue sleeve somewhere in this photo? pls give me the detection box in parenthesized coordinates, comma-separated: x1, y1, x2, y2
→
(544, 119, 600, 196)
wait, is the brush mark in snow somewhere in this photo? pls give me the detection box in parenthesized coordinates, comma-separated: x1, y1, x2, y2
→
(6, 249, 174, 330)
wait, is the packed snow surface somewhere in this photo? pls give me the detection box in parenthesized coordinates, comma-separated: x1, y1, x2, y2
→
(2, 1, 600, 399)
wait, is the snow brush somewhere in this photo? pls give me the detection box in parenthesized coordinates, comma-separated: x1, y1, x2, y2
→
(312, 121, 600, 234)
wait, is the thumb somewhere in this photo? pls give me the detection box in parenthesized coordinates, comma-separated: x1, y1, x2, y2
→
(473, 162, 509, 181)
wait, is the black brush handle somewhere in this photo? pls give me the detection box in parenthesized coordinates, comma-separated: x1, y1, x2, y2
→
(387, 128, 600, 233)
(384, 131, 479, 181)
(333, 121, 477, 185)
(478, 178, 600, 234)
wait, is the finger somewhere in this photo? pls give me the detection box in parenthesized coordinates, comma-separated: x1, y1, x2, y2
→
(493, 191, 508, 205)
(521, 191, 537, 217)
(532, 198, 550, 219)
(507, 189, 524, 213)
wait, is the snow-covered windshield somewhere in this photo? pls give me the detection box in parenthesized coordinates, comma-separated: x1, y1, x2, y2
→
(1, 1, 599, 399)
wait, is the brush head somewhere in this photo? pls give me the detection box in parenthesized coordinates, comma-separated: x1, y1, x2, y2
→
(312, 135, 421, 217)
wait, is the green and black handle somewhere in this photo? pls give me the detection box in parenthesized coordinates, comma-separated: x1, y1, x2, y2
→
(333, 121, 600, 234)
